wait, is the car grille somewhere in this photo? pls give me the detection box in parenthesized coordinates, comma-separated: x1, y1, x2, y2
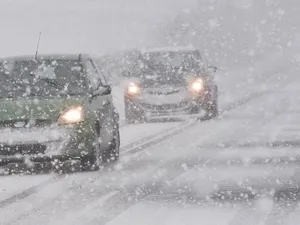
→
(0, 143, 47, 156)
(0, 120, 52, 129)
(146, 90, 181, 95)
(140, 101, 190, 111)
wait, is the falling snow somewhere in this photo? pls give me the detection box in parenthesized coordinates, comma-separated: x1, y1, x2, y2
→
(0, 0, 300, 225)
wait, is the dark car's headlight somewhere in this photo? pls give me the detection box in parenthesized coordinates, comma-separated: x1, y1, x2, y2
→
(58, 106, 84, 124)
(190, 78, 204, 92)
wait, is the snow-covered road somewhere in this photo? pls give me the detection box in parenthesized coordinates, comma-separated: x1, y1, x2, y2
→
(0, 50, 299, 224)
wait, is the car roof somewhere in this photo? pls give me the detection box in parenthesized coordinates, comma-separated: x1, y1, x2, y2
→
(141, 46, 197, 53)
(0, 53, 90, 62)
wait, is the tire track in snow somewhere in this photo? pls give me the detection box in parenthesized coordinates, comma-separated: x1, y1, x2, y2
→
(228, 198, 274, 225)
(264, 198, 299, 225)
(120, 121, 189, 154)
(228, 196, 299, 225)
(0, 176, 59, 209)
(224, 74, 300, 225)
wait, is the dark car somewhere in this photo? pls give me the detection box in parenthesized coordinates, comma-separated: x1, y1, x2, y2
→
(0, 54, 120, 173)
(122, 46, 218, 123)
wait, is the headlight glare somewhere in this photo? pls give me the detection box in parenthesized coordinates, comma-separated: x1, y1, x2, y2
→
(58, 106, 84, 124)
(127, 82, 140, 95)
(191, 78, 204, 91)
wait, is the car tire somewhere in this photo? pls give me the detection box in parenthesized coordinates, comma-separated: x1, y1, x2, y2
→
(80, 154, 99, 171)
(80, 122, 102, 171)
(203, 88, 219, 120)
(125, 108, 136, 124)
(211, 87, 219, 118)
(101, 123, 120, 163)
(125, 101, 144, 124)
(210, 99, 219, 118)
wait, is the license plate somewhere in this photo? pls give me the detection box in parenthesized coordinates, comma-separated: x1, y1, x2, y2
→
(146, 94, 184, 104)
(0, 128, 67, 145)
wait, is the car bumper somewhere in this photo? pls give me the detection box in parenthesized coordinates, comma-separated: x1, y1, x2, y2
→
(0, 125, 95, 166)
(125, 95, 208, 120)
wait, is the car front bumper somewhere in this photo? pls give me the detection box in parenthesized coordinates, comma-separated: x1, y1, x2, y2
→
(0, 124, 95, 167)
(125, 94, 208, 120)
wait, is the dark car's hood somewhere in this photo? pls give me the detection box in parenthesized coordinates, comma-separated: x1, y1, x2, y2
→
(0, 97, 86, 122)
(139, 70, 206, 89)
(141, 76, 186, 88)
(140, 69, 187, 88)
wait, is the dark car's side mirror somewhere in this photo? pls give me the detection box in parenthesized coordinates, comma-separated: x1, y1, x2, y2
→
(101, 85, 111, 95)
(121, 70, 131, 77)
(208, 65, 217, 73)
(91, 85, 111, 98)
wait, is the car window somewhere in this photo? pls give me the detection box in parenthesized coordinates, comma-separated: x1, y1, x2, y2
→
(86, 59, 100, 90)
(140, 51, 202, 68)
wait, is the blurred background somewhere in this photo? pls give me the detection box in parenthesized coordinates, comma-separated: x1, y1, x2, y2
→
(0, 0, 299, 69)
(0, 0, 197, 55)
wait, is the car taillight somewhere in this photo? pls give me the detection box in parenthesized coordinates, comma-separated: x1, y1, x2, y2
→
(127, 82, 141, 95)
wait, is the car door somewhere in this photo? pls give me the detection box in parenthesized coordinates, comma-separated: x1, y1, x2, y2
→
(85, 58, 112, 150)
(91, 58, 115, 146)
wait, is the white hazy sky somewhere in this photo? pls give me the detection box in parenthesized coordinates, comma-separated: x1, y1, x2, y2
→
(0, 0, 199, 57)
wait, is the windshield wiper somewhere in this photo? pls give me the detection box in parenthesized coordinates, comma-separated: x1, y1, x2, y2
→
(30, 74, 78, 96)
(36, 76, 64, 89)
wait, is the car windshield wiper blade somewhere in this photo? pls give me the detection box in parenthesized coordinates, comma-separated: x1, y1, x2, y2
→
(37, 76, 63, 89)
(31, 74, 78, 96)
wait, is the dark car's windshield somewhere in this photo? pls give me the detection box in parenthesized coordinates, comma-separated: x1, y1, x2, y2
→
(0, 59, 86, 99)
(138, 50, 204, 72)
(140, 73, 187, 87)
(134, 51, 204, 87)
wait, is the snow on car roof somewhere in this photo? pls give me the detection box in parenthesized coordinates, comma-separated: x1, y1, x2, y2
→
(141, 45, 197, 53)
(0, 53, 89, 62)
